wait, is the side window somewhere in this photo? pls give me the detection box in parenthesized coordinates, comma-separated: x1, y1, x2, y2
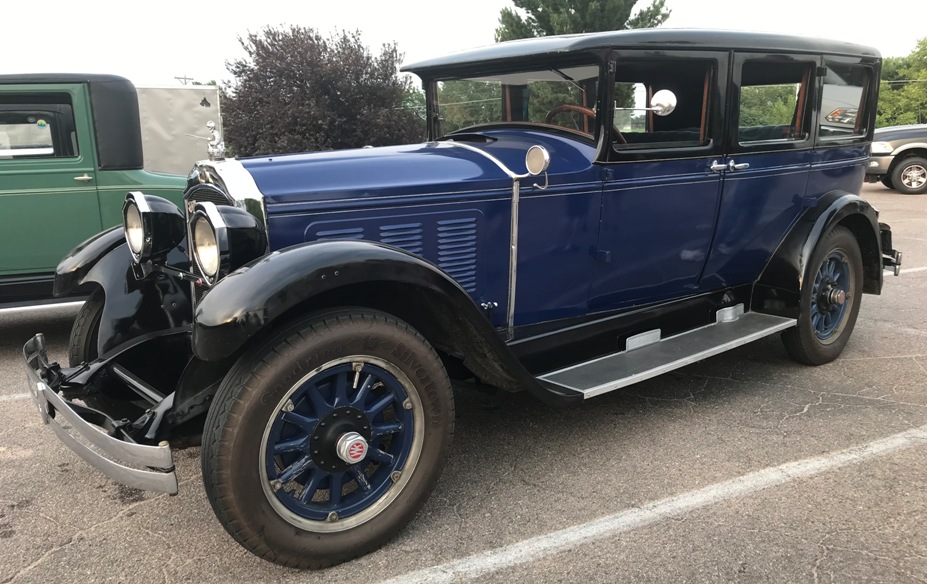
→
(738, 60, 813, 144)
(612, 59, 714, 151)
(819, 64, 871, 139)
(0, 94, 78, 159)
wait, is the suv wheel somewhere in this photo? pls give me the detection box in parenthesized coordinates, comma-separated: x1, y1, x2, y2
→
(201, 308, 455, 568)
(890, 156, 927, 194)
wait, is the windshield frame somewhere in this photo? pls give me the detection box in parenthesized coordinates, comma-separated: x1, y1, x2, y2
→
(421, 54, 608, 146)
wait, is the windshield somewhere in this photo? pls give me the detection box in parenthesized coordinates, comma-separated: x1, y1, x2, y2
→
(434, 63, 600, 138)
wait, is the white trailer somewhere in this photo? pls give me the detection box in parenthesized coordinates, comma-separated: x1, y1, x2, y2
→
(136, 85, 222, 175)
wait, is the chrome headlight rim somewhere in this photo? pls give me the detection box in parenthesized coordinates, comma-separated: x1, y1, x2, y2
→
(191, 202, 229, 285)
(123, 192, 151, 263)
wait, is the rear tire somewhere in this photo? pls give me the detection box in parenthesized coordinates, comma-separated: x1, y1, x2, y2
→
(781, 226, 863, 365)
(890, 156, 927, 194)
(201, 308, 455, 568)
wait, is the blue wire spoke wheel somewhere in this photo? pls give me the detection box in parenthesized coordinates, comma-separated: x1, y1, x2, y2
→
(260, 356, 424, 532)
(781, 226, 863, 366)
(810, 250, 851, 343)
(202, 309, 454, 568)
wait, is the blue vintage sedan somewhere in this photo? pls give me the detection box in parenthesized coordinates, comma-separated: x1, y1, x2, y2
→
(23, 28, 902, 568)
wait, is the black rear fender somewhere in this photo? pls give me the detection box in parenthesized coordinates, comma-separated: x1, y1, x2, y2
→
(753, 191, 883, 317)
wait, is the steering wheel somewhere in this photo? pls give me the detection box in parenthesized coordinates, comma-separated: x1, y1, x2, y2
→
(544, 104, 626, 144)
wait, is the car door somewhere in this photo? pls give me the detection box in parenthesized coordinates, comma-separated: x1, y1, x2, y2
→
(0, 85, 102, 276)
(589, 51, 728, 311)
(699, 53, 819, 290)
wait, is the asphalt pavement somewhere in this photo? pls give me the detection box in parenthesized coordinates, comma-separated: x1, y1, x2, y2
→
(1, 183, 925, 583)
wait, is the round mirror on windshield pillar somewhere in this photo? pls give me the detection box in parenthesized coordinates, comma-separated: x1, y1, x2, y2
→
(650, 89, 677, 117)
(525, 145, 550, 176)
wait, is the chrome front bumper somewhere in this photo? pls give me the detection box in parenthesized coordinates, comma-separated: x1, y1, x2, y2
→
(22, 334, 178, 494)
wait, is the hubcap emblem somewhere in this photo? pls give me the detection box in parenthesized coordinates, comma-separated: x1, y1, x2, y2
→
(336, 432, 368, 464)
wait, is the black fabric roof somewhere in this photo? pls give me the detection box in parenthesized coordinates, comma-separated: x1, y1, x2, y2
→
(402, 28, 880, 77)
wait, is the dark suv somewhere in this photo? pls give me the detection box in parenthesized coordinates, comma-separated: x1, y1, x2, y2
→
(866, 124, 927, 194)
(23, 29, 902, 569)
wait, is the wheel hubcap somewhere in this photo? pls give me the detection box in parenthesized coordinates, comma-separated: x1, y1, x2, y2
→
(336, 432, 368, 464)
(260, 357, 421, 532)
(902, 164, 926, 189)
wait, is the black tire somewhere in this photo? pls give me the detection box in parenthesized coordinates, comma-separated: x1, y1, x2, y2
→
(68, 288, 105, 366)
(68, 288, 141, 415)
(201, 308, 455, 569)
(880, 176, 893, 189)
(890, 156, 927, 194)
(781, 226, 863, 365)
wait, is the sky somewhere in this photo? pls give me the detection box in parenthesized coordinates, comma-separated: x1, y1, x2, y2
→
(2, 0, 925, 87)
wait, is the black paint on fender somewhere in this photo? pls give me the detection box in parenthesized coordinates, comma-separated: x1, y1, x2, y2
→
(753, 191, 884, 318)
(193, 240, 583, 405)
(54, 234, 194, 357)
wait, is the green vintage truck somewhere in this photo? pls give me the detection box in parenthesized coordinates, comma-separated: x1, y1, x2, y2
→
(0, 74, 218, 307)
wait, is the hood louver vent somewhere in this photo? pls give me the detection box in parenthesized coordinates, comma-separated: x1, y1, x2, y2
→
(379, 222, 424, 254)
(437, 217, 478, 293)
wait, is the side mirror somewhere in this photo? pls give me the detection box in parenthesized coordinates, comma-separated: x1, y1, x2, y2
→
(525, 145, 550, 176)
(650, 89, 677, 117)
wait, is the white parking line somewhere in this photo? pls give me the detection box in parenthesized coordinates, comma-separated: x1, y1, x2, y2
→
(0, 393, 31, 402)
(900, 266, 927, 274)
(378, 424, 927, 584)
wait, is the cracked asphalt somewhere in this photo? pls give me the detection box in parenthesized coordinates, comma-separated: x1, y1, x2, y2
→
(1, 183, 925, 583)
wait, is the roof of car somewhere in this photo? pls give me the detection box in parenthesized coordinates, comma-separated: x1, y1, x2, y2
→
(0, 73, 134, 86)
(402, 28, 880, 77)
(0, 73, 144, 170)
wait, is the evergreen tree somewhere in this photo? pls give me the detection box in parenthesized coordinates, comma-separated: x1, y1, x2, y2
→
(496, 0, 671, 42)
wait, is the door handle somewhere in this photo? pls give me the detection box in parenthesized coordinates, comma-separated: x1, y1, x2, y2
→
(709, 160, 727, 173)
(728, 160, 750, 171)
(74, 173, 94, 182)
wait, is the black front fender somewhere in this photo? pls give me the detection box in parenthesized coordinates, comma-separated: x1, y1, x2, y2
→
(193, 240, 582, 406)
(753, 191, 882, 317)
(53, 226, 125, 297)
(54, 228, 193, 357)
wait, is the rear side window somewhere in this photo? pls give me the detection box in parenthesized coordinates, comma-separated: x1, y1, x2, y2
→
(738, 60, 813, 145)
(0, 94, 78, 159)
(819, 64, 871, 139)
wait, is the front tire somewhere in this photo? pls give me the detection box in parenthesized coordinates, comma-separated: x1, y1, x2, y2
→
(781, 226, 863, 365)
(201, 309, 455, 568)
(68, 288, 105, 366)
(890, 156, 927, 194)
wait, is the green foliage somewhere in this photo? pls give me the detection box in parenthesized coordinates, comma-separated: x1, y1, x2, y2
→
(222, 26, 425, 156)
(496, 0, 671, 41)
(437, 80, 502, 133)
(877, 38, 927, 127)
(739, 85, 797, 128)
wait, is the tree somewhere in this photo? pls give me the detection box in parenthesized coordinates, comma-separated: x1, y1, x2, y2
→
(494, 1, 670, 110)
(495, 0, 671, 42)
(877, 38, 927, 127)
(222, 26, 424, 156)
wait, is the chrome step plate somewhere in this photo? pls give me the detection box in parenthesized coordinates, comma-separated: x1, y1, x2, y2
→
(538, 312, 796, 399)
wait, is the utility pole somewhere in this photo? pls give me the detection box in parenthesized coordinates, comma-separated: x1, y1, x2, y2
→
(174, 75, 193, 86)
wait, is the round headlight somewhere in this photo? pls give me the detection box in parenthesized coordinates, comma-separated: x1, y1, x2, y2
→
(193, 215, 219, 278)
(124, 203, 144, 255)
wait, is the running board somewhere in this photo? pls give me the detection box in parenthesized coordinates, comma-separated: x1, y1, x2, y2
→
(538, 308, 796, 399)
